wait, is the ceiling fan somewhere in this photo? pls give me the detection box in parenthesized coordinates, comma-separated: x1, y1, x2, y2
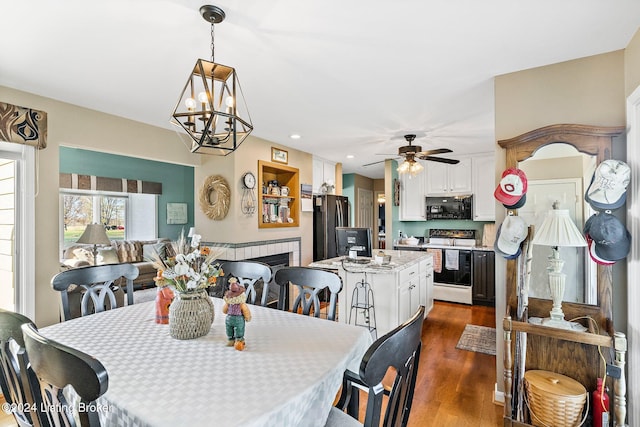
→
(363, 134, 460, 167)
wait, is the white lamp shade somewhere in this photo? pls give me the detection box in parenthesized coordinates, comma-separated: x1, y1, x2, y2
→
(76, 223, 111, 245)
(531, 209, 587, 247)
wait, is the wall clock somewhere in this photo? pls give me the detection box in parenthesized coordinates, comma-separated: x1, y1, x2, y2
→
(241, 172, 257, 215)
(242, 172, 256, 189)
(199, 175, 231, 220)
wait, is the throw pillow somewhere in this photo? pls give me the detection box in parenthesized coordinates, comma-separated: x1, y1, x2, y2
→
(143, 242, 166, 261)
(72, 247, 94, 265)
(97, 247, 120, 265)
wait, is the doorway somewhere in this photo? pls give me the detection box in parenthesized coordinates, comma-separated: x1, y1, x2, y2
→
(0, 142, 35, 318)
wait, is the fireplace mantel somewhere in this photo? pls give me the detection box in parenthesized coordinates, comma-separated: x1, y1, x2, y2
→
(202, 237, 301, 266)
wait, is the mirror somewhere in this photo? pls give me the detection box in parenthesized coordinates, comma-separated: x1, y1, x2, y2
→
(517, 144, 597, 305)
(498, 124, 624, 328)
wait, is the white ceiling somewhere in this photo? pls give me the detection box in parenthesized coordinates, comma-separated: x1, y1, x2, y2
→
(2, 1, 640, 178)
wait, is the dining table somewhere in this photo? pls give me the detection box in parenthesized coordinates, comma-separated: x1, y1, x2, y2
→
(40, 297, 373, 427)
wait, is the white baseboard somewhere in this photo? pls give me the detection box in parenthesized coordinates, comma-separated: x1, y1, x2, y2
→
(493, 382, 505, 405)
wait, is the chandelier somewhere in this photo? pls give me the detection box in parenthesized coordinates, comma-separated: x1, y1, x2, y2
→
(171, 5, 253, 155)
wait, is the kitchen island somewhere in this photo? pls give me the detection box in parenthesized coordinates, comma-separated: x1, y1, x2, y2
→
(310, 250, 433, 337)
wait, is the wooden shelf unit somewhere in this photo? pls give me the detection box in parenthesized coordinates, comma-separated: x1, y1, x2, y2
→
(258, 160, 299, 228)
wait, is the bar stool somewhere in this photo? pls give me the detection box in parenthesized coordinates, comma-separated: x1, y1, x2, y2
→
(347, 270, 377, 339)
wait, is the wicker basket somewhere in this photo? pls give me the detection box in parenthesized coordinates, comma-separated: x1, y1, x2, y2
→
(524, 370, 587, 427)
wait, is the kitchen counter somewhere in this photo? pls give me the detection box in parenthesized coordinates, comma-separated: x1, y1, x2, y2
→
(393, 243, 494, 252)
(309, 250, 430, 273)
(310, 250, 434, 337)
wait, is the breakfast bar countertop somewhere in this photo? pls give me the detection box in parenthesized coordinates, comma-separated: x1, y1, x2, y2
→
(309, 250, 431, 274)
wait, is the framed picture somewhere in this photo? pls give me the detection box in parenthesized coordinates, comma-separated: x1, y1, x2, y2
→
(271, 147, 288, 164)
(167, 202, 188, 224)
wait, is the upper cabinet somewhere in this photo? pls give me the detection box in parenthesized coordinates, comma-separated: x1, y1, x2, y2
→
(398, 161, 427, 221)
(312, 157, 336, 194)
(471, 153, 496, 221)
(425, 157, 472, 196)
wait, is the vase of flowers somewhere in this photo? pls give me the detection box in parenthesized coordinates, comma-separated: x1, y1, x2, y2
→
(151, 231, 224, 339)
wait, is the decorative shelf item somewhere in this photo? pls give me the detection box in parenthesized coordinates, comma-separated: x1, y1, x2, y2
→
(258, 160, 299, 228)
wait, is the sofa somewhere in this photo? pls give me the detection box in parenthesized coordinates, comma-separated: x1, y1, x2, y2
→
(61, 239, 169, 290)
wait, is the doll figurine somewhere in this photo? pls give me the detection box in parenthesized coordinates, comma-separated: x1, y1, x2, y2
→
(154, 270, 174, 324)
(222, 277, 252, 350)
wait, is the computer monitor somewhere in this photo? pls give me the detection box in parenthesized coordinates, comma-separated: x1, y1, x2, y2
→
(336, 227, 372, 258)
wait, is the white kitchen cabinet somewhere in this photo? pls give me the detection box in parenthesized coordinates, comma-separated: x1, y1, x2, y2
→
(471, 153, 496, 221)
(398, 161, 427, 221)
(312, 157, 336, 194)
(419, 257, 434, 314)
(425, 157, 472, 195)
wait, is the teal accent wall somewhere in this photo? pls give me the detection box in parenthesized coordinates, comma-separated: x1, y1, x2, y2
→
(60, 147, 194, 239)
(342, 173, 355, 226)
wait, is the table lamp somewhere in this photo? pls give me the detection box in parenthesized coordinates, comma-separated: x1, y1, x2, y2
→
(76, 223, 111, 265)
(531, 203, 587, 330)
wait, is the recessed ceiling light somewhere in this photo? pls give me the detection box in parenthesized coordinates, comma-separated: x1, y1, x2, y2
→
(346, 154, 354, 159)
(289, 134, 301, 140)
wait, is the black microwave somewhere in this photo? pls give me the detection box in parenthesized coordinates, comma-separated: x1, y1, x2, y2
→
(425, 195, 473, 220)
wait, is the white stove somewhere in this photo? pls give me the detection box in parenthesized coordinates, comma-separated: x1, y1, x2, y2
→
(425, 230, 475, 305)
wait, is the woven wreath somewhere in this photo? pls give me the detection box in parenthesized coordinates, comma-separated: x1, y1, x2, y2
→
(199, 175, 230, 220)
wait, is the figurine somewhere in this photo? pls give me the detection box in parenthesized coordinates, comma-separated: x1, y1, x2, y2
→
(222, 277, 252, 350)
(154, 270, 174, 324)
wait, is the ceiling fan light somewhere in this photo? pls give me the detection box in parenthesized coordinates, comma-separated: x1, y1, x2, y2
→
(409, 161, 423, 176)
(397, 160, 410, 174)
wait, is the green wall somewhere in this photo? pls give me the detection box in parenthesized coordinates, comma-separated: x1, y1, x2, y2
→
(342, 173, 355, 226)
(59, 147, 194, 239)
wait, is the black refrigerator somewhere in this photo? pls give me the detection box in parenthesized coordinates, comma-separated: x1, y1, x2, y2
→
(313, 194, 349, 261)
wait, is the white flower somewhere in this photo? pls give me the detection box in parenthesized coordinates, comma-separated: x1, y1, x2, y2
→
(191, 234, 202, 248)
(174, 262, 190, 276)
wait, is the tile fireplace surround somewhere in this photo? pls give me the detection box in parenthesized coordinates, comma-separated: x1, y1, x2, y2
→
(202, 237, 301, 267)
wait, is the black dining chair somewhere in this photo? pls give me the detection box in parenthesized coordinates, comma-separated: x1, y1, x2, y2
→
(0, 310, 45, 427)
(51, 263, 138, 321)
(21, 323, 108, 427)
(326, 306, 425, 427)
(274, 267, 342, 321)
(218, 261, 273, 306)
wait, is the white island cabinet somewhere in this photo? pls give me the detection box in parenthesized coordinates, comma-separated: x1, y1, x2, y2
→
(310, 250, 433, 337)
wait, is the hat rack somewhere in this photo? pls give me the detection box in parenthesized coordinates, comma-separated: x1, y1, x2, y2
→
(497, 123, 628, 427)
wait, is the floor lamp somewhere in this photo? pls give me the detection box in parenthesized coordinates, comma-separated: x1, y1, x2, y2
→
(76, 223, 111, 265)
(531, 205, 587, 330)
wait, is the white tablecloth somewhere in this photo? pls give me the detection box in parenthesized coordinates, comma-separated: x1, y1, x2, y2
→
(41, 298, 372, 427)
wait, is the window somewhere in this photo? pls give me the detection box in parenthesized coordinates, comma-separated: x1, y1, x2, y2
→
(61, 190, 157, 251)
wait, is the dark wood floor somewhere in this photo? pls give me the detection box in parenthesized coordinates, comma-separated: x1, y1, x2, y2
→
(408, 300, 503, 427)
(0, 301, 503, 427)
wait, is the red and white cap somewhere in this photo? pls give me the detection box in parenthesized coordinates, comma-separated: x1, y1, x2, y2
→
(586, 235, 615, 266)
(494, 168, 528, 206)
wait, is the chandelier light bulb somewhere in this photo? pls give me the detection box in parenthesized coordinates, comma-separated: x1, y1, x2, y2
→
(197, 92, 209, 104)
(185, 97, 196, 111)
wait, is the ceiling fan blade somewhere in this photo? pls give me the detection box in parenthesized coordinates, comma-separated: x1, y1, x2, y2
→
(417, 148, 453, 156)
(418, 156, 460, 164)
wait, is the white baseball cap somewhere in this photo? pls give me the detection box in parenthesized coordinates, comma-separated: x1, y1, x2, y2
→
(585, 160, 630, 211)
(496, 216, 528, 256)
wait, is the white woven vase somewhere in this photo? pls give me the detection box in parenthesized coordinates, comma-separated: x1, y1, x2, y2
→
(169, 290, 215, 340)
